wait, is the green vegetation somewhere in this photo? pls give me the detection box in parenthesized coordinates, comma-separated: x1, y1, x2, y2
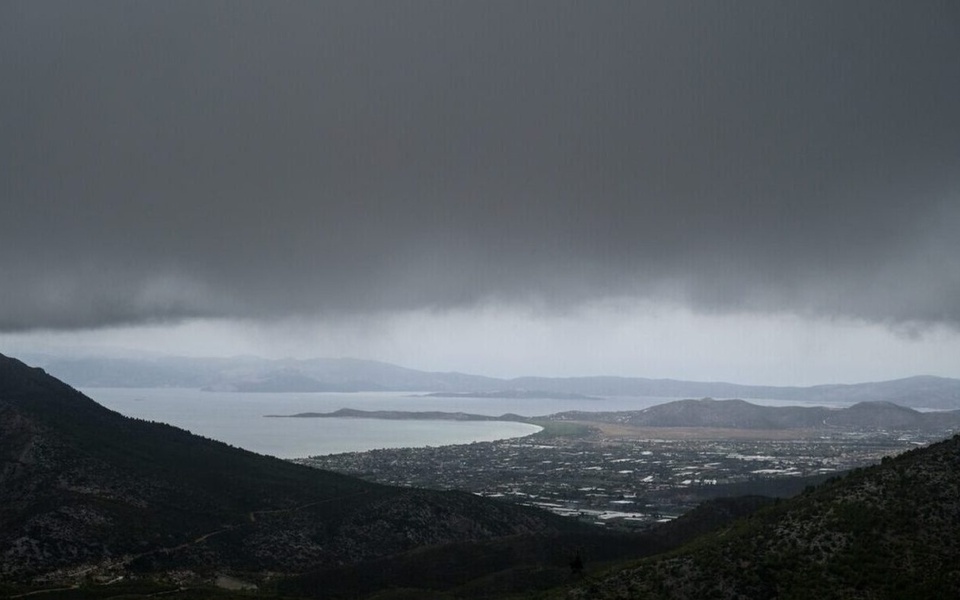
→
(527, 420, 595, 438)
(550, 433, 960, 599)
(277, 531, 662, 599)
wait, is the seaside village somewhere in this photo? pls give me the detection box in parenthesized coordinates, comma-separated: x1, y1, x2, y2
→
(300, 427, 933, 528)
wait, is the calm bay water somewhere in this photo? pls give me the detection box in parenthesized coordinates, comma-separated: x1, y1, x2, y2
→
(80, 388, 595, 459)
(81, 388, 843, 459)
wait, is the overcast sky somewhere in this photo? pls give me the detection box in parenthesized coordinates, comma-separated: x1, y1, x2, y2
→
(2, 2, 959, 385)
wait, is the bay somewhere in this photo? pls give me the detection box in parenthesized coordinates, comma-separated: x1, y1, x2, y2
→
(80, 388, 848, 459)
(83, 388, 560, 459)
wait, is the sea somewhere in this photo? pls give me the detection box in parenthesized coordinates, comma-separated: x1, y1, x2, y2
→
(81, 388, 673, 459)
(81, 388, 847, 459)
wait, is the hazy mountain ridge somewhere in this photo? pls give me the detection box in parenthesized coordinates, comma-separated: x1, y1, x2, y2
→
(548, 398, 960, 433)
(0, 354, 581, 583)
(559, 432, 960, 599)
(268, 399, 960, 436)
(24, 353, 960, 409)
(25, 354, 501, 394)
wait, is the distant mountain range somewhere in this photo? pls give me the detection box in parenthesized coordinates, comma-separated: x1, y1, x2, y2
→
(549, 398, 960, 433)
(270, 399, 960, 435)
(22, 354, 501, 393)
(23, 353, 960, 409)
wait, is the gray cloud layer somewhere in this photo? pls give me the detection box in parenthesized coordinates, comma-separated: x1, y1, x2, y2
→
(2, 1, 959, 330)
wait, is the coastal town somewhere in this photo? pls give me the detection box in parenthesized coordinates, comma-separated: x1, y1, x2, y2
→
(298, 423, 937, 528)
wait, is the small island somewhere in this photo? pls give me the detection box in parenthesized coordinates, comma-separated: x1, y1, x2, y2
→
(264, 407, 531, 422)
(417, 389, 601, 401)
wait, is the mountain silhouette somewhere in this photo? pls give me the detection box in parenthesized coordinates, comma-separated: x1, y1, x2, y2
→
(0, 353, 578, 583)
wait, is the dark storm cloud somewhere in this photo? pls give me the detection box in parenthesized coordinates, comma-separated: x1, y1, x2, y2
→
(2, 1, 959, 330)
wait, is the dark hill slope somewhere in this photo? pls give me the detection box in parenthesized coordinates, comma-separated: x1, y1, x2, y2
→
(275, 497, 779, 599)
(561, 433, 960, 599)
(0, 354, 576, 582)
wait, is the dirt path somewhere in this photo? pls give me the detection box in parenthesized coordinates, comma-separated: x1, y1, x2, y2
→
(9, 585, 80, 598)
